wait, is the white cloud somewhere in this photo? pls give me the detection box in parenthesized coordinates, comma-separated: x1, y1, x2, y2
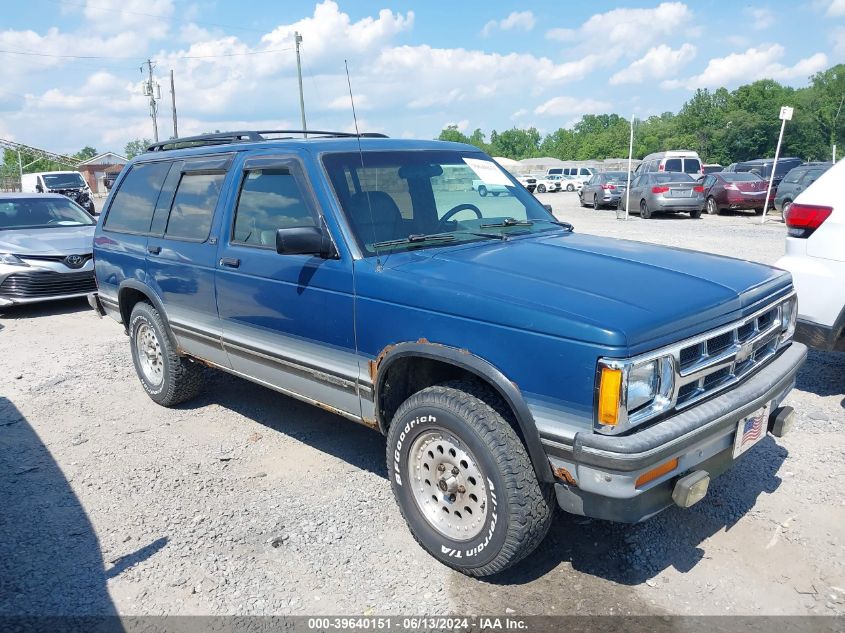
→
(826, 0, 845, 16)
(534, 96, 612, 117)
(670, 45, 828, 89)
(609, 43, 696, 85)
(745, 7, 775, 30)
(481, 11, 535, 37)
(545, 2, 693, 52)
(444, 120, 469, 132)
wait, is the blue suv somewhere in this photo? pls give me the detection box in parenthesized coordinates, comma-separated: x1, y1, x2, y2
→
(90, 130, 806, 577)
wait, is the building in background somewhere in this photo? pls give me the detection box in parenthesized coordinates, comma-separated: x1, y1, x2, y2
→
(77, 152, 128, 195)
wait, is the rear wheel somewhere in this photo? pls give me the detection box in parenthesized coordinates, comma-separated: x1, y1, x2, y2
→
(491, 191, 500, 197)
(593, 194, 600, 210)
(706, 197, 720, 215)
(129, 302, 203, 406)
(477, 185, 488, 197)
(386, 381, 553, 577)
(640, 199, 652, 219)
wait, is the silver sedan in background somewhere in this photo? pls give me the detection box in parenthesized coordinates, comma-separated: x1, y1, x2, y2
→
(0, 193, 97, 307)
(617, 171, 704, 219)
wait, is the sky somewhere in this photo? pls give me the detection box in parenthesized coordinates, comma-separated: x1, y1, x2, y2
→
(1, 0, 843, 156)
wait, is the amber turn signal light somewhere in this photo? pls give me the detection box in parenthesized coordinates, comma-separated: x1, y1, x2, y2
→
(598, 367, 622, 426)
(635, 458, 679, 488)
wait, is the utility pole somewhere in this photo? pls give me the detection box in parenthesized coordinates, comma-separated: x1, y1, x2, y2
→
(143, 59, 160, 143)
(170, 69, 178, 139)
(294, 31, 307, 137)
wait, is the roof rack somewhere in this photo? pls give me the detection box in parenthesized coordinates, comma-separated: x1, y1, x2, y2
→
(145, 129, 389, 152)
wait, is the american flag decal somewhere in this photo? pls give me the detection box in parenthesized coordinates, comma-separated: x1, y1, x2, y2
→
(740, 413, 765, 450)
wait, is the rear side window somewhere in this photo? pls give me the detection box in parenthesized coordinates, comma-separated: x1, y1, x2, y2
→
(104, 161, 171, 233)
(164, 172, 225, 241)
(233, 169, 315, 247)
(664, 158, 682, 171)
(683, 158, 701, 174)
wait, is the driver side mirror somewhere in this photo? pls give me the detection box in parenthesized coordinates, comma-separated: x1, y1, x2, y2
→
(35, 184, 43, 193)
(275, 226, 335, 258)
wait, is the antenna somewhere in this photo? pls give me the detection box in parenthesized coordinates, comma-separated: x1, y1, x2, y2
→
(345, 59, 381, 268)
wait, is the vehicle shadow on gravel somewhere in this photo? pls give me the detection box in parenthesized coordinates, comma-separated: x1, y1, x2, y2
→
(179, 371, 388, 477)
(0, 397, 120, 617)
(476, 437, 788, 590)
(0, 297, 90, 320)
(795, 349, 845, 400)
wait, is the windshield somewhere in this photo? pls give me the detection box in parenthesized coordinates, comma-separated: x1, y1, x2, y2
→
(0, 197, 95, 230)
(322, 150, 562, 256)
(42, 173, 86, 189)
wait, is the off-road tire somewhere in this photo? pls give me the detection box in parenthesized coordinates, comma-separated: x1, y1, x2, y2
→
(129, 302, 203, 407)
(386, 380, 553, 577)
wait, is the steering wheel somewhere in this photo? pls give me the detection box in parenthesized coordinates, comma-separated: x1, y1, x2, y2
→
(438, 203, 482, 228)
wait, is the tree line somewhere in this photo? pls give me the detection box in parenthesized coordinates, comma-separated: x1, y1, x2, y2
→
(438, 64, 844, 165)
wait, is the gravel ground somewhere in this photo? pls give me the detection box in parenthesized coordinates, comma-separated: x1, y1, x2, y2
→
(0, 193, 843, 617)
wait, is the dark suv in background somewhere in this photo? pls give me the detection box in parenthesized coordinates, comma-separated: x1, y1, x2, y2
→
(774, 162, 832, 213)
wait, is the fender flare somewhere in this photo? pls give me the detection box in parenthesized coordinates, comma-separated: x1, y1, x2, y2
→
(117, 280, 170, 335)
(373, 342, 553, 483)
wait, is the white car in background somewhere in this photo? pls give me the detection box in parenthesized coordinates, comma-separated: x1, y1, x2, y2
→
(515, 175, 537, 193)
(775, 158, 844, 352)
(547, 174, 581, 192)
(532, 175, 560, 194)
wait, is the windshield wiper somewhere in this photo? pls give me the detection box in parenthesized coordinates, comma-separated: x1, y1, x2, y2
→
(531, 218, 575, 232)
(480, 217, 575, 232)
(371, 230, 506, 249)
(480, 217, 533, 228)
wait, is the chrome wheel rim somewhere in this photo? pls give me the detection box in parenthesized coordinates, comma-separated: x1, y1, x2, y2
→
(135, 323, 164, 386)
(408, 430, 489, 541)
(707, 198, 717, 214)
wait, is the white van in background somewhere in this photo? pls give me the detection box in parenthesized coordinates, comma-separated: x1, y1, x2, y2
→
(548, 166, 596, 185)
(637, 150, 703, 176)
(20, 171, 96, 214)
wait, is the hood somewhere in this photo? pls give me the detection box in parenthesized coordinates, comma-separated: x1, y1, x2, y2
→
(368, 231, 791, 353)
(0, 226, 96, 255)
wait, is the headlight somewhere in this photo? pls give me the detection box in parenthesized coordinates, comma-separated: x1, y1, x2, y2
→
(628, 360, 658, 411)
(0, 253, 28, 267)
(781, 295, 797, 342)
(596, 356, 675, 435)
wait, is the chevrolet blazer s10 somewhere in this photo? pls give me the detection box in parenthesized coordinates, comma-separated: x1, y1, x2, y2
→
(89, 131, 806, 576)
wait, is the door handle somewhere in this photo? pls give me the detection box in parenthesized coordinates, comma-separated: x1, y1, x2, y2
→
(147, 245, 161, 255)
(219, 257, 240, 268)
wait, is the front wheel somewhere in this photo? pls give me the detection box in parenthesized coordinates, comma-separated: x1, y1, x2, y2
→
(566, 184, 574, 192)
(387, 381, 553, 577)
(537, 184, 546, 193)
(129, 302, 203, 406)
(690, 207, 702, 219)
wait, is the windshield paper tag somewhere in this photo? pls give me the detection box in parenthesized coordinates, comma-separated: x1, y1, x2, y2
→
(463, 158, 513, 186)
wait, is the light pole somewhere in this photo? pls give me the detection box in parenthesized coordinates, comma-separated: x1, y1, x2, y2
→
(762, 105, 793, 225)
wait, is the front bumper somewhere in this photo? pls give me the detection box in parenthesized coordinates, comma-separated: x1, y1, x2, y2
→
(652, 197, 705, 212)
(549, 342, 807, 522)
(0, 267, 97, 306)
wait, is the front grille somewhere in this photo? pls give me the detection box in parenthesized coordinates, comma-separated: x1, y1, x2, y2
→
(0, 271, 96, 299)
(673, 300, 786, 409)
(19, 254, 93, 268)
